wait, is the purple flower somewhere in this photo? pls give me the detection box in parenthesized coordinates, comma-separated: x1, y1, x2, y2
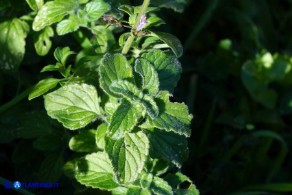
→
(137, 15, 147, 31)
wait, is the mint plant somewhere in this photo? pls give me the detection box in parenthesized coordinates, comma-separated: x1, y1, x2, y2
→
(25, 0, 199, 194)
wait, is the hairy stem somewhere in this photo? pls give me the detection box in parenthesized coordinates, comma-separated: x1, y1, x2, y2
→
(122, 0, 150, 55)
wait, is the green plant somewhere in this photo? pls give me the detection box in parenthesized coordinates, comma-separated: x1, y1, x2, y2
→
(9, 0, 199, 194)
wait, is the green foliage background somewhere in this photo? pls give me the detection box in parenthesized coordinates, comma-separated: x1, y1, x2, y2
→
(1, 0, 292, 194)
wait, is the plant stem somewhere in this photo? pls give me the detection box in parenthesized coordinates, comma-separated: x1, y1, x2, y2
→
(0, 87, 32, 114)
(122, 0, 150, 55)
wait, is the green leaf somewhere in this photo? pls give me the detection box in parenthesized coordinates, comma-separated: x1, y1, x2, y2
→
(150, 31, 183, 57)
(85, 0, 111, 21)
(29, 78, 61, 100)
(56, 14, 80, 35)
(99, 53, 133, 96)
(41, 64, 61, 73)
(54, 47, 75, 65)
(44, 83, 102, 130)
(139, 173, 172, 195)
(135, 58, 159, 96)
(108, 99, 143, 139)
(33, 0, 78, 31)
(105, 131, 149, 184)
(127, 187, 152, 195)
(38, 152, 64, 182)
(75, 152, 119, 189)
(92, 26, 116, 54)
(146, 128, 189, 167)
(151, 176, 172, 195)
(144, 15, 166, 28)
(142, 92, 192, 137)
(69, 129, 98, 152)
(96, 123, 107, 149)
(26, 0, 43, 11)
(0, 18, 28, 71)
(165, 172, 199, 195)
(33, 26, 54, 56)
(142, 50, 182, 92)
(109, 80, 159, 118)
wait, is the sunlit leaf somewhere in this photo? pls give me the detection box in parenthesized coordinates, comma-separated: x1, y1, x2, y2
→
(29, 78, 61, 100)
(105, 131, 149, 184)
(109, 80, 159, 118)
(44, 83, 102, 130)
(108, 99, 143, 139)
(135, 58, 159, 96)
(141, 91, 192, 137)
(33, 26, 54, 56)
(85, 0, 110, 21)
(56, 14, 80, 35)
(75, 152, 119, 189)
(0, 18, 28, 71)
(99, 53, 133, 96)
(33, 0, 78, 31)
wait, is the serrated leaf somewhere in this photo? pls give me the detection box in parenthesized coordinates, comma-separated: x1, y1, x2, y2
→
(151, 176, 173, 195)
(142, 50, 182, 92)
(105, 131, 149, 184)
(54, 47, 75, 65)
(38, 152, 64, 182)
(138, 173, 172, 195)
(26, 0, 43, 11)
(135, 58, 159, 96)
(108, 99, 143, 139)
(33, 0, 78, 31)
(99, 53, 133, 96)
(142, 92, 192, 137)
(146, 128, 188, 167)
(75, 152, 119, 189)
(109, 80, 159, 118)
(96, 123, 107, 149)
(33, 26, 54, 56)
(29, 78, 61, 100)
(85, 0, 110, 21)
(150, 31, 183, 57)
(56, 15, 79, 35)
(0, 18, 28, 71)
(110, 80, 143, 100)
(69, 129, 97, 152)
(44, 83, 102, 130)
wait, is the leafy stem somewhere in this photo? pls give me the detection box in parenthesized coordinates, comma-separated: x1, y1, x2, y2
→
(122, 0, 150, 55)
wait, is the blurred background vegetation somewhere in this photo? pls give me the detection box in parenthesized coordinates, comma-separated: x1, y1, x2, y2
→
(1, 0, 292, 194)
